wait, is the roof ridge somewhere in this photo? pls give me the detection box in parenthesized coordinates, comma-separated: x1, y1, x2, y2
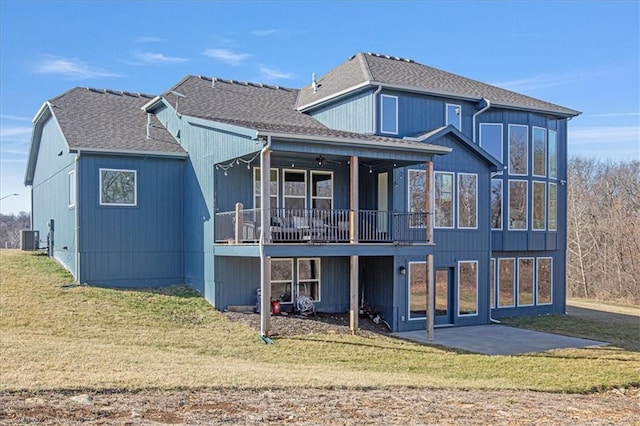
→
(364, 52, 415, 63)
(356, 52, 373, 81)
(193, 75, 298, 92)
(83, 87, 154, 99)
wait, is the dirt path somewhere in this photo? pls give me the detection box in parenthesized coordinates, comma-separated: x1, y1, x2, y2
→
(1, 387, 638, 425)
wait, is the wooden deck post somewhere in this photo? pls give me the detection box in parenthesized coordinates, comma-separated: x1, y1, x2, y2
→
(260, 146, 271, 337)
(425, 160, 434, 244)
(426, 254, 434, 341)
(350, 156, 359, 244)
(350, 255, 359, 334)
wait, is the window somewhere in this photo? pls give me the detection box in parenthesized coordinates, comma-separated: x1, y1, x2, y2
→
(435, 269, 449, 317)
(381, 95, 398, 134)
(99, 168, 136, 206)
(297, 258, 320, 302)
(490, 258, 496, 309)
(311, 171, 333, 210)
(435, 172, 454, 228)
(408, 261, 427, 320)
(518, 258, 534, 306)
(458, 261, 477, 316)
(491, 179, 503, 229)
(283, 169, 306, 212)
(508, 125, 528, 175)
(254, 167, 279, 209)
(509, 180, 528, 230)
(537, 258, 553, 305)
(548, 130, 557, 179)
(498, 258, 515, 307)
(408, 169, 427, 227)
(548, 183, 557, 231)
(458, 173, 477, 229)
(480, 123, 503, 162)
(532, 127, 547, 177)
(446, 103, 461, 130)
(271, 259, 293, 303)
(68, 170, 75, 208)
(532, 181, 546, 230)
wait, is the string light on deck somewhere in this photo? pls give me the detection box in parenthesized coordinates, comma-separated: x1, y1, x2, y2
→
(215, 151, 261, 176)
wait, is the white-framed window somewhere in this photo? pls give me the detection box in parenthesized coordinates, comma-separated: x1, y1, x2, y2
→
(253, 167, 279, 209)
(408, 169, 426, 228)
(536, 257, 553, 305)
(435, 171, 454, 228)
(271, 258, 293, 304)
(381, 95, 398, 134)
(491, 179, 503, 230)
(68, 170, 76, 208)
(548, 130, 557, 179)
(283, 169, 306, 213)
(532, 126, 547, 177)
(532, 181, 546, 231)
(458, 260, 478, 316)
(297, 258, 321, 302)
(517, 257, 535, 306)
(508, 180, 528, 230)
(458, 173, 477, 229)
(446, 103, 462, 130)
(480, 123, 503, 163)
(498, 258, 515, 308)
(490, 258, 496, 309)
(508, 124, 528, 175)
(99, 168, 137, 206)
(310, 171, 333, 210)
(408, 261, 427, 320)
(548, 182, 557, 231)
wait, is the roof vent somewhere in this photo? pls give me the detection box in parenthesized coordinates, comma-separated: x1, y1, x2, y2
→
(312, 73, 317, 94)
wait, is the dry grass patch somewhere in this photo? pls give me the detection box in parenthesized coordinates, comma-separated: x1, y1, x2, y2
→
(1, 250, 639, 393)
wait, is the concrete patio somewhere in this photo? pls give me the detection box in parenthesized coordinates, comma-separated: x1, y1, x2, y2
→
(393, 324, 607, 355)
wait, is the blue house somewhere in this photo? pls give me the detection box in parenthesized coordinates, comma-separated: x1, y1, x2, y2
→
(25, 53, 580, 336)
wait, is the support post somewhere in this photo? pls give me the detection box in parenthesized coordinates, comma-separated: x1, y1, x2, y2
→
(259, 145, 272, 337)
(235, 202, 243, 244)
(350, 156, 359, 243)
(425, 160, 434, 244)
(350, 255, 359, 334)
(426, 254, 434, 341)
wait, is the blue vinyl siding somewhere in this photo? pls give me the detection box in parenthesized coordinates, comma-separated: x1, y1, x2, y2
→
(78, 154, 184, 287)
(31, 117, 77, 276)
(311, 89, 374, 133)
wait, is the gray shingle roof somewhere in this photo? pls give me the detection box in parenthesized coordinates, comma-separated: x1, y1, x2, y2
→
(49, 87, 185, 155)
(162, 76, 448, 150)
(297, 52, 580, 117)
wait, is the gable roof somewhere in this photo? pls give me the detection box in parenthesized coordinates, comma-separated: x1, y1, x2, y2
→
(44, 87, 185, 155)
(297, 52, 581, 117)
(160, 75, 450, 153)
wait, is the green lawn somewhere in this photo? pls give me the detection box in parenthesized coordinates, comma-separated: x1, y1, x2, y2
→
(1, 250, 638, 393)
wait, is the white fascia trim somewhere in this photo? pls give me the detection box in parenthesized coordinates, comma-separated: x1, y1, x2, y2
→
(296, 81, 373, 111)
(256, 130, 452, 155)
(32, 101, 51, 124)
(74, 148, 188, 158)
(140, 95, 163, 112)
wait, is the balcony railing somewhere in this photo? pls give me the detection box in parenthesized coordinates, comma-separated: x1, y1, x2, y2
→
(215, 207, 429, 244)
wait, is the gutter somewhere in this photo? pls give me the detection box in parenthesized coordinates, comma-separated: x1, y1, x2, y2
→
(472, 98, 491, 143)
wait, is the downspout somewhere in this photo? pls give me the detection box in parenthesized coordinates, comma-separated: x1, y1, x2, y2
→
(259, 135, 272, 338)
(371, 85, 383, 134)
(74, 153, 80, 283)
(472, 98, 491, 143)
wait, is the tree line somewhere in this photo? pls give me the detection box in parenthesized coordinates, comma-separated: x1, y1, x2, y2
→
(0, 212, 30, 249)
(567, 157, 639, 304)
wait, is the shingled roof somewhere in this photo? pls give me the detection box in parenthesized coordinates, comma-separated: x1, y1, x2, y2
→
(45, 87, 185, 155)
(297, 52, 580, 117)
(161, 76, 449, 150)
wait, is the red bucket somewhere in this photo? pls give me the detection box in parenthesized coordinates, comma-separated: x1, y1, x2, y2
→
(271, 300, 281, 315)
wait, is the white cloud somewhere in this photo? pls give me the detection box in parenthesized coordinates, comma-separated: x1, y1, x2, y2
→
(568, 126, 640, 145)
(203, 48, 250, 65)
(134, 51, 187, 64)
(492, 72, 579, 92)
(0, 115, 31, 122)
(136, 36, 164, 43)
(0, 126, 32, 139)
(251, 29, 277, 36)
(587, 112, 640, 118)
(259, 66, 294, 80)
(34, 56, 121, 79)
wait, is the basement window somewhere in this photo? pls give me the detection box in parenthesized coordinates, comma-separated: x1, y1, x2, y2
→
(99, 168, 137, 206)
(458, 261, 478, 316)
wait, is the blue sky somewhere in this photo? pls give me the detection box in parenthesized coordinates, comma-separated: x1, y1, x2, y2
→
(1, 0, 638, 214)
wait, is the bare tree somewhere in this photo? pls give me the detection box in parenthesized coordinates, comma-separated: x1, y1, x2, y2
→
(0, 212, 31, 249)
